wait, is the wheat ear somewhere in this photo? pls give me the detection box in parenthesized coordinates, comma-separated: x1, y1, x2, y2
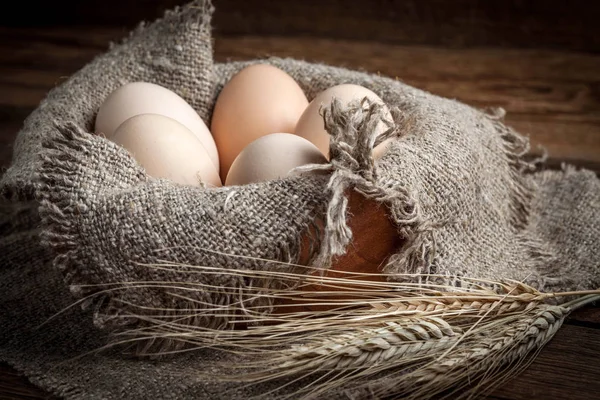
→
(394, 304, 567, 400)
(283, 316, 461, 371)
(65, 260, 599, 400)
(362, 296, 600, 400)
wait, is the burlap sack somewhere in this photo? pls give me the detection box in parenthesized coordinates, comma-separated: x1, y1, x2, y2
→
(1, 1, 598, 398)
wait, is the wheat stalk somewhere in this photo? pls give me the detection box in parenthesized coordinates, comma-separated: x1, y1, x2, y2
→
(103, 280, 543, 355)
(267, 296, 598, 400)
(57, 261, 599, 399)
(240, 303, 571, 400)
(370, 292, 541, 317)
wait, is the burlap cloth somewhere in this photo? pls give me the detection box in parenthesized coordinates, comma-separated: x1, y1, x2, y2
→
(1, 1, 598, 398)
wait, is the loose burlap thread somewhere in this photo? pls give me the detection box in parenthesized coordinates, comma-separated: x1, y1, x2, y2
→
(1, 1, 598, 398)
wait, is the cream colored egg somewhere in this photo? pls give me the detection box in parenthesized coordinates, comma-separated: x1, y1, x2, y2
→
(95, 82, 220, 173)
(211, 64, 309, 181)
(225, 133, 327, 186)
(111, 114, 221, 188)
(294, 84, 393, 158)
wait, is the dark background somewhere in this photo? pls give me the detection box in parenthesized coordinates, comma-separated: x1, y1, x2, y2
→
(1, 0, 599, 53)
(2, 0, 600, 169)
(1, 1, 599, 399)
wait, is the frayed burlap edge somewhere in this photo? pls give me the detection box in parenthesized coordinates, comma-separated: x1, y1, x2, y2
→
(35, 120, 331, 351)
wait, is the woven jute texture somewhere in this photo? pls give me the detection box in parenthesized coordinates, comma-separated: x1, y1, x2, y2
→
(0, 1, 598, 398)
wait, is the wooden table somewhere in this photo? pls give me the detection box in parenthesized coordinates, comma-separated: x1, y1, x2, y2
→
(1, 1, 599, 398)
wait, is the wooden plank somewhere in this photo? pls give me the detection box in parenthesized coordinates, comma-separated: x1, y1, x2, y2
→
(1, 0, 599, 52)
(568, 306, 600, 326)
(0, 29, 598, 164)
(212, 0, 600, 52)
(487, 324, 600, 400)
(0, 14, 599, 400)
(213, 36, 600, 163)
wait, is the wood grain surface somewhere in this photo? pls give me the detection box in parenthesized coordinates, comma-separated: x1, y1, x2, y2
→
(1, 0, 599, 399)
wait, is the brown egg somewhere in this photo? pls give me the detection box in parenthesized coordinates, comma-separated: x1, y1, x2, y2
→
(111, 114, 221, 188)
(294, 84, 393, 158)
(274, 190, 401, 314)
(211, 64, 309, 180)
(95, 82, 220, 173)
(225, 133, 327, 186)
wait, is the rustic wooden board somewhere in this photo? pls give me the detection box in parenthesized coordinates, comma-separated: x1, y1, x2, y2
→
(2, 0, 599, 53)
(0, 0, 598, 398)
(1, 28, 598, 166)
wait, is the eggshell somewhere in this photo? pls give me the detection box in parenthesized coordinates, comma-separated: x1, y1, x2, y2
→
(294, 84, 393, 158)
(111, 114, 221, 187)
(373, 137, 395, 159)
(225, 133, 327, 186)
(95, 82, 219, 173)
(211, 64, 309, 180)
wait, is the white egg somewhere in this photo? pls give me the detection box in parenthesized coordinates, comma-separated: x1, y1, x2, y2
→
(225, 133, 327, 186)
(111, 114, 221, 187)
(95, 82, 220, 173)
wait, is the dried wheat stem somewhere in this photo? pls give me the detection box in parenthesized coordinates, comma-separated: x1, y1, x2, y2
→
(110, 282, 550, 358)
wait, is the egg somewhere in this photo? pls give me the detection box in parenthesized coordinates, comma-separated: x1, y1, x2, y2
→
(225, 133, 327, 186)
(373, 137, 395, 159)
(111, 114, 221, 187)
(95, 82, 220, 173)
(294, 84, 393, 158)
(211, 64, 309, 180)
